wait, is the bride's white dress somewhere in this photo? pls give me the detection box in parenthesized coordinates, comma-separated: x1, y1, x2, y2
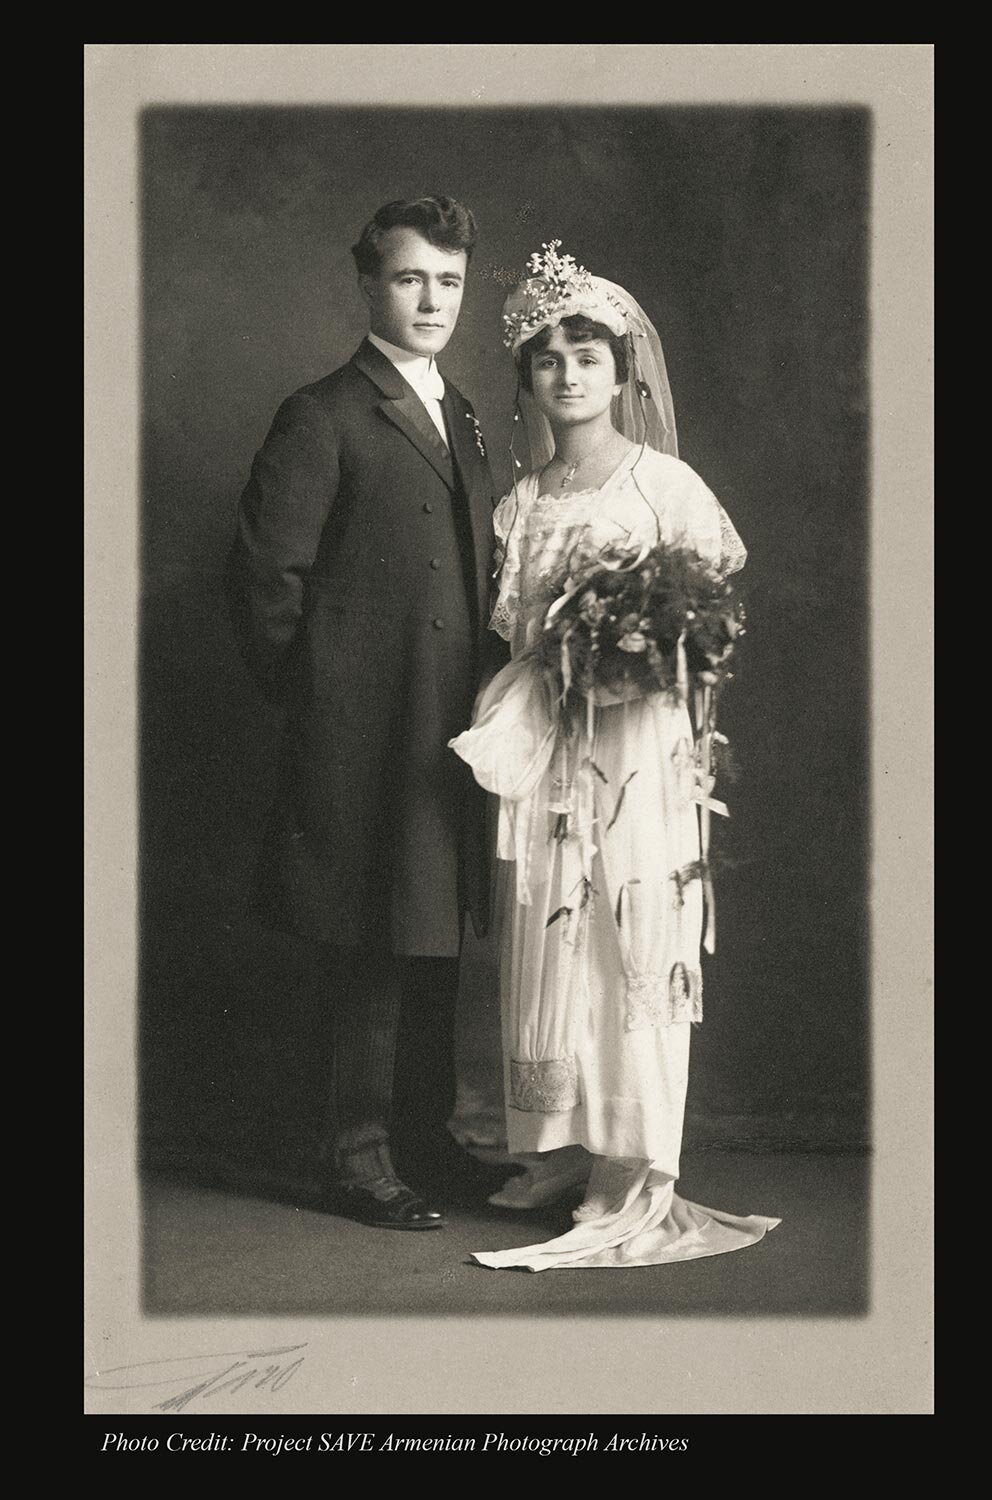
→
(451, 448, 780, 1270)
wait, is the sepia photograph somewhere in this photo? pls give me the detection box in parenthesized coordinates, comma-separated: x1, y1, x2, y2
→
(85, 44, 931, 1418)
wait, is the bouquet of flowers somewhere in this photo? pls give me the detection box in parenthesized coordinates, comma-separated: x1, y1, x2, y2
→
(536, 543, 744, 721)
(535, 543, 745, 956)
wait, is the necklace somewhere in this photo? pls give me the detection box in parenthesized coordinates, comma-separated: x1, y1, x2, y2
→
(553, 432, 620, 491)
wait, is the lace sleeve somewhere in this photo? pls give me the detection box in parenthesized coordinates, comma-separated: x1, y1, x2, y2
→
(715, 500, 747, 575)
(490, 492, 523, 642)
(656, 455, 747, 577)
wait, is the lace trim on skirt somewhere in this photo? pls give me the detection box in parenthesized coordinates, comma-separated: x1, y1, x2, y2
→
(509, 1057, 581, 1113)
(625, 962, 703, 1031)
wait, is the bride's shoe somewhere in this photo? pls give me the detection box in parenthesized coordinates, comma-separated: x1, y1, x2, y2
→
(572, 1156, 647, 1222)
(487, 1145, 592, 1209)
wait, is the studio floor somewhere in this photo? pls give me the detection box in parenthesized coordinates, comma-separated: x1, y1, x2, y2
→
(141, 1150, 868, 1318)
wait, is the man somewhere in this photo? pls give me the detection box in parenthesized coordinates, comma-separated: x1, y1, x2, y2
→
(226, 196, 503, 1230)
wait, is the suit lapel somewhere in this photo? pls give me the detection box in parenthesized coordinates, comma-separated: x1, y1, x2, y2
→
(443, 386, 495, 626)
(352, 340, 455, 491)
(442, 388, 482, 494)
(351, 343, 494, 635)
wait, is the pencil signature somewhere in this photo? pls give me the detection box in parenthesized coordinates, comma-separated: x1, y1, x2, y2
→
(85, 1344, 308, 1412)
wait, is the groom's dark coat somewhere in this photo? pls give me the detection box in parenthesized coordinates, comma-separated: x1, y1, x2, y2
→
(226, 339, 498, 955)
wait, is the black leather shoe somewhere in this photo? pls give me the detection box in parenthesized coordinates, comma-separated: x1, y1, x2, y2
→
(318, 1177, 446, 1231)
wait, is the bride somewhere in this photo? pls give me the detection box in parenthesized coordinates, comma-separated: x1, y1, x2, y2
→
(450, 244, 780, 1271)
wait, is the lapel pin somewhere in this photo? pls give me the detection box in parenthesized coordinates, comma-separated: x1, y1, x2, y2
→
(466, 412, 487, 459)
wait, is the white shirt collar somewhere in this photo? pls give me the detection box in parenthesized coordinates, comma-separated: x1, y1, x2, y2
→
(367, 332, 444, 397)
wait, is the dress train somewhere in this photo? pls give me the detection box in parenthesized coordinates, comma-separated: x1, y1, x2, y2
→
(473, 1151, 780, 1271)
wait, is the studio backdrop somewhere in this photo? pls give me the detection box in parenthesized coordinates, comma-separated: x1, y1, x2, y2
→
(140, 105, 869, 1186)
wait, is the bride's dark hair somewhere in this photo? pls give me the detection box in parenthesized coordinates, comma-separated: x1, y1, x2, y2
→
(517, 314, 630, 392)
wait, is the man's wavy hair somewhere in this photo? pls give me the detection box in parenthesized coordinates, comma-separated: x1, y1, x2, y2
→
(351, 196, 478, 277)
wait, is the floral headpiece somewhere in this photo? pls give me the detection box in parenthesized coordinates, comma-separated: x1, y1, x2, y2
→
(501, 240, 631, 352)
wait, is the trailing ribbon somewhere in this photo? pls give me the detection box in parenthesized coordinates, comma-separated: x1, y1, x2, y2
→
(694, 684, 719, 955)
(676, 628, 689, 706)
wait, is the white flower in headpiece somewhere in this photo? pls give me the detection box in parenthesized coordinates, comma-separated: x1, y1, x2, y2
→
(501, 240, 631, 350)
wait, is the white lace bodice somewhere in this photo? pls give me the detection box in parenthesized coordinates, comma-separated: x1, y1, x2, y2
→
(490, 448, 746, 656)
